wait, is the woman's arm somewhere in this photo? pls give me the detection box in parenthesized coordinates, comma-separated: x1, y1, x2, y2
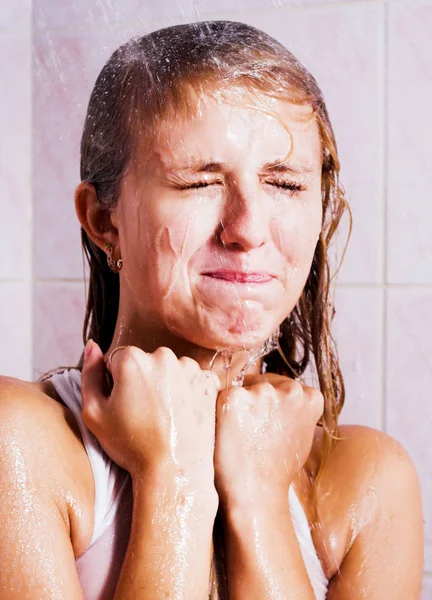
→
(0, 378, 86, 599)
(326, 427, 424, 599)
(82, 342, 221, 599)
(222, 498, 316, 599)
(113, 468, 217, 599)
(220, 426, 424, 600)
(0, 365, 218, 600)
(214, 374, 324, 600)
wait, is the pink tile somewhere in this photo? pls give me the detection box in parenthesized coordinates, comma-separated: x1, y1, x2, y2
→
(237, 3, 383, 284)
(189, 0, 348, 17)
(33, 30, 130, 279)
(33, 0, 347, 31)
(33, 0, 152, 31)
(387, 2, 432, 284)
(0, 36, 31, 279)
(0, 283, 31, 380)
(33, 282, 86, 378)
(331, 287, 383, 429)
(386, 289, 432, 571)
(422, 575, 432, 600)
(0, 0, 31, 32)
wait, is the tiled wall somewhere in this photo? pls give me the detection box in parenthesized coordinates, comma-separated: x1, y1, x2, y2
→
(0, 1, 32, 379)
(1, 0, 431, 594)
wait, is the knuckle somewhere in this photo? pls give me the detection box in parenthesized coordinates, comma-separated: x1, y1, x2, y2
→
(231, 387, 251, 408)
(82, 402, 99, 428)
(255, 381, 274, 396)
(210, 372, 221, 390)
(232, 386, 249, 399)
(217, 388, 231, 403)
(288, 382, 305, 405)
(217, 387, 245, 409)
(124, 345, 143, 363)
(312, 388, 324, 403)
(311, 389, 324, 413)
(290, 379, 304, 396)
(179, 356, 200, 371)
(154, 346, 177, 363)
(280, 377, 302, 395)
(304, 385, 323, 404)
(118, 347, 143, 375)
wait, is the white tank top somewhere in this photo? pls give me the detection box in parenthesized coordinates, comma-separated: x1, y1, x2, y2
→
(50, 368, 328, 599)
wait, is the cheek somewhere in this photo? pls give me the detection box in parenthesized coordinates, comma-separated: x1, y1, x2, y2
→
(274, 201, 322, 270)
(146, 210, 215, 297)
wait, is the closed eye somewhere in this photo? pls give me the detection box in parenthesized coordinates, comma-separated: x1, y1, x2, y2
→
(176, 180, 306, 193)
(178, 181, 223, 190)
(266, 180, 306, 193)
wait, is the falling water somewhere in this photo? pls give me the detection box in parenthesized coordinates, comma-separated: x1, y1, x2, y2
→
(208, 326, 281, 389)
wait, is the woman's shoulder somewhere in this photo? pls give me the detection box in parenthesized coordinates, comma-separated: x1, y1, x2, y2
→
(320, 423, 418, 491)
(0, 374, 84, 449)
(306, 424, 421, 579)
(0, 375, 95, 557)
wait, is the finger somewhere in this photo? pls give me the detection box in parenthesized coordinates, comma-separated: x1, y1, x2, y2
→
(215, 385, 247, 418)
(81, 340, 108, 427)
(242, 372, 291, 388)
(178, 355, 199, 369)
(303, 385, 324, 419)
(204, 370, 222, 394)
(106, 345, 129, 374)
(109, 345, 151, 393)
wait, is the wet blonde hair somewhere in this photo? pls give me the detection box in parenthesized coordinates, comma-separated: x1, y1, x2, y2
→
(77, 21, 351, 596)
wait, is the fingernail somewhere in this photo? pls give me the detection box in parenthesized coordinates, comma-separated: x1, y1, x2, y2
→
(84, 339, 94, 360)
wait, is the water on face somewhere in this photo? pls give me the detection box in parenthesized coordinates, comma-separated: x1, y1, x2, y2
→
(27, 12, 406, 599)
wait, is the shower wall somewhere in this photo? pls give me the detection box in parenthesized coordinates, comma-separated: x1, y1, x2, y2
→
(1, 0, 431, 595)
(0, 1, 32, 380)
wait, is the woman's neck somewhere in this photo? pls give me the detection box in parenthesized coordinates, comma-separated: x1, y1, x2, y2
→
(105, 316, 264, 390)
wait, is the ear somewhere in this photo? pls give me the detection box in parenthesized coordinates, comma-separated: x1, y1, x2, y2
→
(75, 182, 119, 250)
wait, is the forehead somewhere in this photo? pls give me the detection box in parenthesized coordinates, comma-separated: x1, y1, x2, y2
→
(144, 91, 322, 171)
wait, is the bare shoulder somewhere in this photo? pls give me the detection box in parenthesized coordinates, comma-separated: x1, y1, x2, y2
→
(1, 374, 70, 423)
(0, 375, 94, 558)
(322, 423, 417, 477)
(305, 424, 423, 581)
(0, 375, 84, 463)
(323, 424, 420, 498)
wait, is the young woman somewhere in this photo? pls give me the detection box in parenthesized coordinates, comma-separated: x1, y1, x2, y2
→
(0, 21, 424, 600)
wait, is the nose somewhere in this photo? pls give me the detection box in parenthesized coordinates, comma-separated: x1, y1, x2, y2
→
(218, 181, 271, 251)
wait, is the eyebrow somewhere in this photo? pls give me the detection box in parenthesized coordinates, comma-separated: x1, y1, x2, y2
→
(169, 159, 314, 175)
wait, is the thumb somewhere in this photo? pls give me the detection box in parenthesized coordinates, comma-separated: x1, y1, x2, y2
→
(81, 340, 108, 429)
(211, 371, 222, 394)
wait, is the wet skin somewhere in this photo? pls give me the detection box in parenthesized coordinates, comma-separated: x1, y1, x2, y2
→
(75, 94, 327, 596)
(0, 92, 424, 599)
(1, 375, 423, 599)
(93, 94, 323, 382)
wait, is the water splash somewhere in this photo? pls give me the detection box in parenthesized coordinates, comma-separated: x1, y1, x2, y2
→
(231, 326, 280, 387)
(208, 326, 280, 389)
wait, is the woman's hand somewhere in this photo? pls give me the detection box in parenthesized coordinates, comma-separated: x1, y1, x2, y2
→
(214, 373, 324, 508)
(81, 340, 221, 489)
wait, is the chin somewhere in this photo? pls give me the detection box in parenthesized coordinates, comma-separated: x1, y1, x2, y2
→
(194, 319, 278, 353)
(166, 303, 283, 352)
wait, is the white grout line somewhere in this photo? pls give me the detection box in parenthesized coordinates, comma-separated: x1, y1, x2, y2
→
(381, 0, 388, 434)
(29, 0, 34, 382)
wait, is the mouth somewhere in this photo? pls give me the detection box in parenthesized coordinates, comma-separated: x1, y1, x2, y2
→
(202, 270, 274, 284)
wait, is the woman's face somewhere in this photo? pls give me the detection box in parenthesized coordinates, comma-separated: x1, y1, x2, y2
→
(113, 92, 323, 352)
